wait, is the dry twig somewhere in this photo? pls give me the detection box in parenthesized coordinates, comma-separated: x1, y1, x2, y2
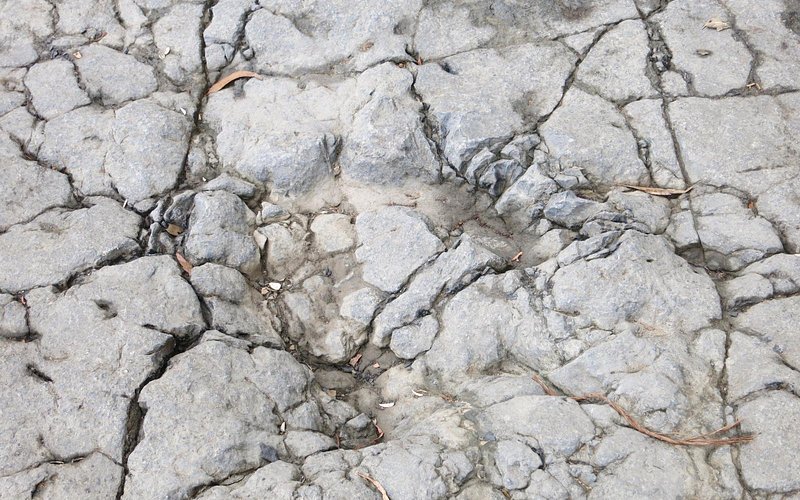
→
(530, 376, 753, 447)
(573, 393, 753, 447)
(357, 472, 390, 500)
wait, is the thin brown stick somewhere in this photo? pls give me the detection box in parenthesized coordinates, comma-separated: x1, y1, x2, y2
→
(357, 472, 390, 500)
(574, 393, 753, 447)
(531, 374, 559, 396)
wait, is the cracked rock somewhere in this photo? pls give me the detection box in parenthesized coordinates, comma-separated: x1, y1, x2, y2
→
(355, 206, 444, 293)
(576, 19, 655, 102)
(653, 0, 752, 95)
(123, 340, 322, 499)
(415, 43, 575, 171)
(0, 152, 73, 232)
(185, 191, 261, 277)
(693, 192, 783, 271)
(75, 44, 158, 106)
(550, 231, 721, 332)
(24, 59, 90, 119)
(539, 88, 650, 185)
(0, 200, 141, 293)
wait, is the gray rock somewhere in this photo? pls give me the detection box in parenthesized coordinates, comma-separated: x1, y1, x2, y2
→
(75, 44, 158, 105)
(0, 155, 73, 232)
(495, 164, 559, 227)
(372, 234, 503, 346)
(255, 202, 290, 225)
(479, 396, 595, 456)
(106, 99, 192, 204)
(758, 179, 800, 253)
(0, 200, 141, 293)
(389, 315, 438, 360)
(693, 192, 783, 271)
(726, 331, 800, 402)
(284, 431, 337, 459)
(415, 43, 575, 170)
(244, 1, 415, 75)
(339, 64, 440, 185)
(0, 452, 122, 500)
(38, 106, 116, 197)
(725, 0, 800, 89)
(415, 2, 496, 60)
(718, 273, 773, 310)
(360, 443, 449, 500)
(204, 0, 252, 47)
(666, 210, 700, 250)
(425, 272, 559, 380)
(153, 3, 204, 86)
(202, 173, 259, 199)
(190, 262, 250, 302)
(653, 0, 752, 95)
(196, 461, 302, 499)
(203, 77, 339, 196)
(742, 254, 800, 295)
(492, 440, 542, 490)
(669, 95, 800, 197)
(606, 190, 672, 234)
(58, 255, 205, 337)
(0, 294, 27, 339)
(540, 88, 649, 185)
(588, 428, 721, 499)
(339, 287, 384, 326)
(477, 159, 525, 197)
(551, 231, 721, 332)
(256, 222, 306, 281)
(733, 296, 800, 367)
(737, 391, 800, 492)
(281, 276, 366, 363)
(0, 256, 203, 475)
(576, 19, 655, 102)
(623, 99, 685, 189)
(24, 59, 90, 119)
(191, 263, 283, 346)
(123, 341, 314, 499)
(556, 230, 622, 267)
(543, 191, 605, 229)
(311, 213, 356, 254)
(355, 207, 444, 293)
(185, 191, 261, 277)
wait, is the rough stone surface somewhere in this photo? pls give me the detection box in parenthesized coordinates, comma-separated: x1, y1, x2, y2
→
(540, 88, 650, 185)
(355, 206, 444, 293)
(184, 191, 261, 277)
(576, 19, 655, 102)
(0, 200, 141, 293)
(75, 44, 159, 105)
(2, 2, 798, 497)
(24, 59, 90, 119)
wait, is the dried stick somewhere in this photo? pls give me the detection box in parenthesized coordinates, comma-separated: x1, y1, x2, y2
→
(357, 472, 390, 500)
(574, 393, 753, 447)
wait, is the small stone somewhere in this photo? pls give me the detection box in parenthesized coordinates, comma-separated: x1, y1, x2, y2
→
(718, 274, 773, 310)
(493, 440, 542, 490)
(184, 191, 261, 277)
(543, 191, 605, 229)
(340, 287, 384, 326)
(389, 315, 438, 360)
(311, 213, 356, 254)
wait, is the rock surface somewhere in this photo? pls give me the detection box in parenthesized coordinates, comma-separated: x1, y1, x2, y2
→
(1, 1, 796, 497)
